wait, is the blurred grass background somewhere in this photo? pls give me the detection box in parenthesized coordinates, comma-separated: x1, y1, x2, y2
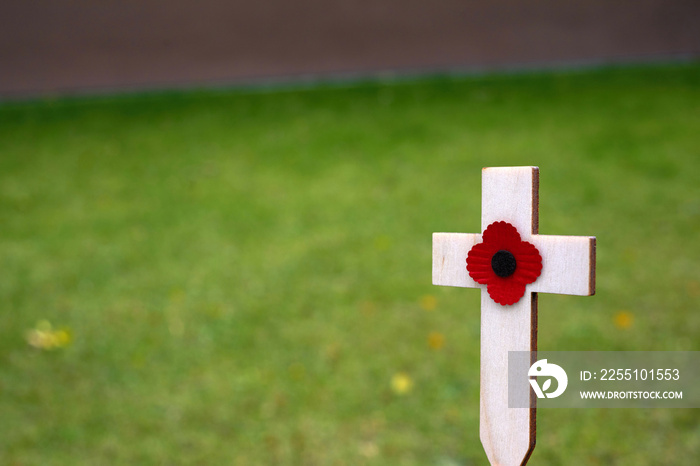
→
(1, 64, 699, 465)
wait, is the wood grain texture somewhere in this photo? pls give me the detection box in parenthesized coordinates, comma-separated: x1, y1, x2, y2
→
(481, 167, 539, 236)
(431, 234, 596, 296)
(479, 291, 536, 466)
(432, 233, 481, 288)
(530, 235, 596, 296)
(431, 166, 596, 466)
(479, 167, 538, 466)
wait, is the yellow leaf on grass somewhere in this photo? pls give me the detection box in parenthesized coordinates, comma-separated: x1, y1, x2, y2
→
(428, 331, 445, 350)
(420, 295, 437, 311)
(26, 321, 72, 350)
(614, 311, 633, 329)
(391, 372, 413, 395)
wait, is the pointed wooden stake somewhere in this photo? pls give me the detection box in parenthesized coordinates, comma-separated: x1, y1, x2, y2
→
(432, 167, 595, 465)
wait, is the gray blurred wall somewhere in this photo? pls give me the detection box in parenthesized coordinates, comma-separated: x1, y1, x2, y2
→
(1, 0, 699, 97)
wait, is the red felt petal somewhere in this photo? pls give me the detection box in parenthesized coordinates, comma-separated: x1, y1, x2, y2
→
(487, 281, 527, 306)
(481, 221, 522, 249)
(466, 242, 498, 283)
(511, 241, 543, 285)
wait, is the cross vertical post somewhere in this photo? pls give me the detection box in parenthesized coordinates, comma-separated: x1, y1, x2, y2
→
(432, 167, 595, 466)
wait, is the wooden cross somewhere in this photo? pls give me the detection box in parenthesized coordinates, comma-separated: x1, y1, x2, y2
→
(432, 166, 595, 466)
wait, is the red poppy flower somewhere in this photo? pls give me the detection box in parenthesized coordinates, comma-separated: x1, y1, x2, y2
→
(466, 221, 542, 306)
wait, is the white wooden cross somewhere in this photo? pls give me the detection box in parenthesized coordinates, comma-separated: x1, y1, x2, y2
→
(432, 166, 595, 466)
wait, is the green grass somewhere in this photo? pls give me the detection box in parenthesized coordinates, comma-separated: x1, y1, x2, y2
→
(1, 63, 699, 465)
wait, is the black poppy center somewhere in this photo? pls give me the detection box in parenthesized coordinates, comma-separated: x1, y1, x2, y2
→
(491, 250, 517, 278)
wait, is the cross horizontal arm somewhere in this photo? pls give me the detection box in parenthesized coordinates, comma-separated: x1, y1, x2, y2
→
(433, 232, 596, 297)
(432, 232, 481, 288)
(530, 235, 596, 296)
